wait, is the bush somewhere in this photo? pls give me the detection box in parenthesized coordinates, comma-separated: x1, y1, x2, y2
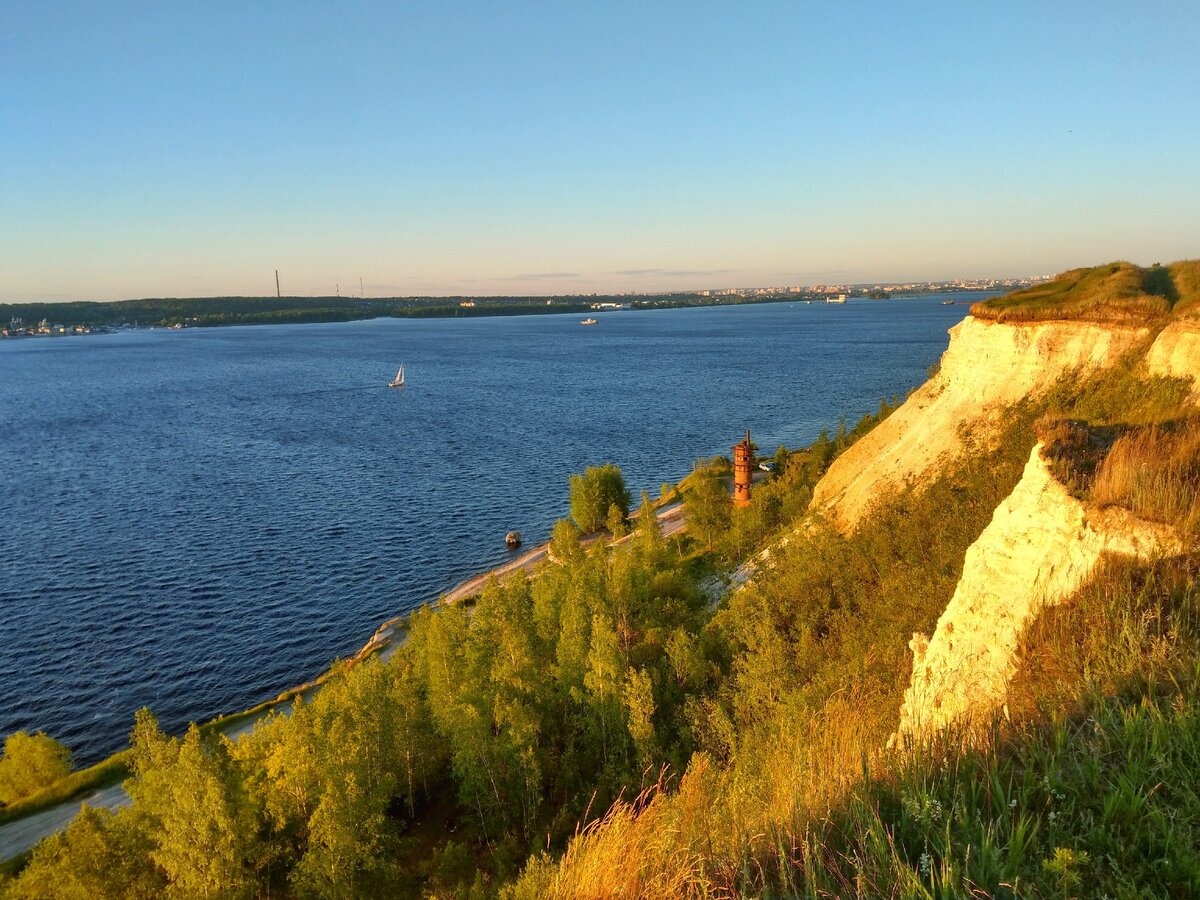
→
(0, 731, 72, 805)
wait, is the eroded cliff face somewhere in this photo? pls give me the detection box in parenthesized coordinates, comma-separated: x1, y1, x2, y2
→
(892, 444, 1181, 745)
(1147, 319, 1200, 398)
(813, 316, 1151, 532)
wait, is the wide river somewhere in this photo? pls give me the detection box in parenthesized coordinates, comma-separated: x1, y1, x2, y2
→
(1, 296, 977, 762)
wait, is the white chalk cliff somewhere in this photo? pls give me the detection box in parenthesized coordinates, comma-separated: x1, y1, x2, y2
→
(802, 310, 1199, 744)
(813, 316, 1151, 532)
(892, 443, 1182, 743)
(1147, 318, 1200, 398)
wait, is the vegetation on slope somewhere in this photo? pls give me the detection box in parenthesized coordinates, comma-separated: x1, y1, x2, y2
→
(513, 344, 1200, 899)
(511, 412, 1038, 898)
(970, 259, 1200, 324)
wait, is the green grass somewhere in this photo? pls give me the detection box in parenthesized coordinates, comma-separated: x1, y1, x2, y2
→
(971, 259, 1199, 324)
(803, 682, 1200, 899)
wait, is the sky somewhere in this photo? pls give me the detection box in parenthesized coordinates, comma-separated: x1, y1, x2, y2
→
(2, 2, 1199, 301)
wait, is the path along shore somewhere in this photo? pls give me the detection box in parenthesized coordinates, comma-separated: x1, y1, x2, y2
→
(0, 501, 688, 863)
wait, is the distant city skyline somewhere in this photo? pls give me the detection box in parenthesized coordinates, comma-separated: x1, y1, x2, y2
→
(3, 2, 1198, 302)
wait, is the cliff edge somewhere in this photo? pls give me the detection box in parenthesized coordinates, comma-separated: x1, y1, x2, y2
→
(813, 316, 1149, 531)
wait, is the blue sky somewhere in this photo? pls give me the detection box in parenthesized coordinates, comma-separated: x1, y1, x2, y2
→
(2, 2, 1198, 300)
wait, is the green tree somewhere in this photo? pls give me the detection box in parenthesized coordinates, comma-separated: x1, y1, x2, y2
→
(684, 465, 732, 551)
(623, 668, 657, 772)
(772, 444, 790, 478)
(605, 501, 628, 539)
(549, 517, 584, 566)
(127, 713, 258, 898)
(292, 772, 394, 898)
(634, 490, 665, 563)
(5, 805, 163, 900)
(569, 463, 631, 533)
(0, 730, 72, 804)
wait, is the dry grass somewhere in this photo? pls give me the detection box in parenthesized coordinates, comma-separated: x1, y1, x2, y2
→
(1007, 555, 1200, 724)
(971, 259, 1199, 324)
(1092, 418, 1200, 536)
(517, 690, 893, 900)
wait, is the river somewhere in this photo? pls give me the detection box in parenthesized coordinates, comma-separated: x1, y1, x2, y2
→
(0, 295, 980, 762)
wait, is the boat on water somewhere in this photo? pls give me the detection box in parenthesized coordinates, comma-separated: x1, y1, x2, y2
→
(580, 317, 598, 325)
(388, 364, 406, 388)
(942, 299, 956, 305)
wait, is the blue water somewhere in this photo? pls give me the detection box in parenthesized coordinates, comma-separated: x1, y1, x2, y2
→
(0, 297, 978, 762)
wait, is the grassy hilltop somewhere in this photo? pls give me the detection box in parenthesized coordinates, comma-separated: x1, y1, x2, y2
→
(3, 261, 1199, 899)
(971, 259, 1200, 323)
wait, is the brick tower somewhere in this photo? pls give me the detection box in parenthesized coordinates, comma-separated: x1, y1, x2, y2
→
(732, 430, 753, 507)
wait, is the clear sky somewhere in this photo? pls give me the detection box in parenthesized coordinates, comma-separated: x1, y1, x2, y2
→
(3, 2, 1198, 301)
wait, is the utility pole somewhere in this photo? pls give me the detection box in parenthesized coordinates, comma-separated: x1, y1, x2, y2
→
(275, 269, 281, 298)
(360, 276, 364, 299)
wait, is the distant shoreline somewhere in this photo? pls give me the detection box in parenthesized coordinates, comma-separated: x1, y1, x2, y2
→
(0, 287, 1003, 335)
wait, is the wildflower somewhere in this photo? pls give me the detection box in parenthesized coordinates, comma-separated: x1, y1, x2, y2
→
(919, 851, 932, 878)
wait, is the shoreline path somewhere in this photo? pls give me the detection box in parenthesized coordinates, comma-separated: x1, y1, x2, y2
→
(0, 502, 687, 863)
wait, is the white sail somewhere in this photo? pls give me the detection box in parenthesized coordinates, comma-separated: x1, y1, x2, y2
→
(389, 363, 406, 387)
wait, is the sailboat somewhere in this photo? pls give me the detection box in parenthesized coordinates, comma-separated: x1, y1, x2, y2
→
(388, 364, 405, 388)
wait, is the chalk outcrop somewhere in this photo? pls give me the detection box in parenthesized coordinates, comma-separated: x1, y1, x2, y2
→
(1147, 319, 1200, 398)
(892, 444, 1181, 744)
(813, 317, 1151, 532)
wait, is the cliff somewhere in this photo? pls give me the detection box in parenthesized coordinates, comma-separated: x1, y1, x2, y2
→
(1147, 318, 1200, 398)
(892, 443, 1182, 744)
(807, 261, 1200, 744)
(812, 315, 1150, 531)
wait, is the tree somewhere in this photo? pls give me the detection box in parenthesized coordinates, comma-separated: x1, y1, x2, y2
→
(127, 713, 258, 898)
(0, 730, 72, 804)
(569, 463, 631, 533)
(634, 491, 665, 564)
(5, 806, 163, 900)
(605, 502, 628, 539)
(623, 668, 657, 772)
(549, 517, 586, 569)
(773, 444, 790, 478)
(684, 465, 732, 551)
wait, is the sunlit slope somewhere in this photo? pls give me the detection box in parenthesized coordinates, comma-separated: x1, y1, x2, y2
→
(971, 258, 1200, 323)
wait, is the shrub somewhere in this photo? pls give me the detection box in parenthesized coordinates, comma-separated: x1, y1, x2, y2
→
(0, 732, 72, 805)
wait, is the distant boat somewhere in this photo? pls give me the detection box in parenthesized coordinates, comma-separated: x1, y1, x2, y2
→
(942, 299, 956, 305)
(388, 364, 405, 388)
(580, 317, 598, 325)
